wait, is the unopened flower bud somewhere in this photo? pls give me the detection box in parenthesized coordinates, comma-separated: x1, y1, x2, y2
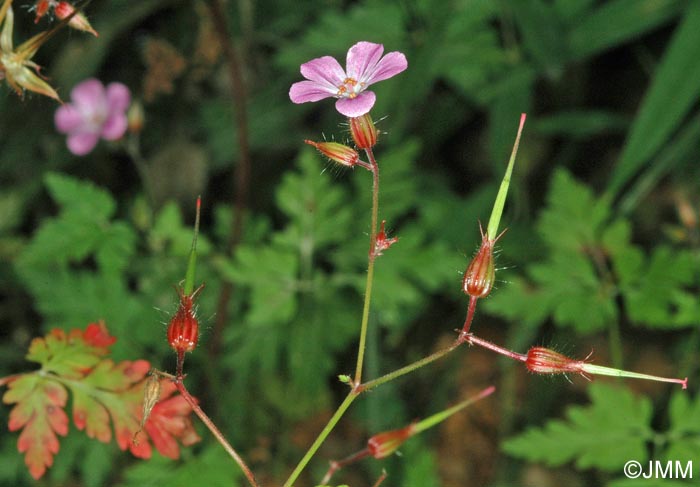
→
(462, 227, 496, 298)
(674, 192, 697, 231)
(367, 423, 416, 459)
(55, 2, 99, 37)
(349, 113, 378, 149)
(167, 288, 200, 354)
(128, 101, 145, 134)
(372, 220, 398, 258)
(305, 140, 359, 167)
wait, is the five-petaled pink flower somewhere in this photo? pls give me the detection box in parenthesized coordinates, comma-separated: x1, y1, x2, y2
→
(289, 41, 407, 117)
(55, 78, 131, 156)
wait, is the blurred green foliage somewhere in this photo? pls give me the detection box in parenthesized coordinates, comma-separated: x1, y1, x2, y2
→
(1, 0, 699, 486)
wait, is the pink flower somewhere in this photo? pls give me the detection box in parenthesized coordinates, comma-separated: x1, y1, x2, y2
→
(289, 41, 407, 117)
(55, 79, 131, 156)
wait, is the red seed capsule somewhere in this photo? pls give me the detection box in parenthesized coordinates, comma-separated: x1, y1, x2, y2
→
(462, 230, 496, 298)
(525, 347, 586, 376)
(367, 423, 416, 459)
(167, 285, 203, 354)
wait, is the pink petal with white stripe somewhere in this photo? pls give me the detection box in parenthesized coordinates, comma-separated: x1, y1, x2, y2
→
(345, 42, 384, 82)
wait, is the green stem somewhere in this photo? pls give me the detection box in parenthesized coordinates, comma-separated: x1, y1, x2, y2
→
(283, 392, 358, 487)
(354, 147, 380, 384)
(285, 332, 462, 485)
(361, 339, 463, 392)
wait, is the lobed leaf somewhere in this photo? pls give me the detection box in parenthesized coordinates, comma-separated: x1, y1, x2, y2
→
(663, 392, 700, 478)
(3, 376, 69, 479)
(503, 383, 653, 470)
(2, 324, 199, 479)
(26, 322, 115, 378)
(615, 247, 698, 329)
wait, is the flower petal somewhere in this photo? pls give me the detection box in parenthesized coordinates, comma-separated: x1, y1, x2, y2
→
(363, 51, 407, 86)
(290, 80, 337, 104)
(335, 91, 376, 117)
(54, 104, 84, 133)
(299, 55, 345, 91)
(105, 82, 131, 113)
(101, 113, 128, 140)
(345, 41, 384, 82)
(70, 78, 105, 107)
(66, 132, 99, 156)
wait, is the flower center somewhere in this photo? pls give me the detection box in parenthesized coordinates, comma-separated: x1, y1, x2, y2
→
(337, 77, 364, 99)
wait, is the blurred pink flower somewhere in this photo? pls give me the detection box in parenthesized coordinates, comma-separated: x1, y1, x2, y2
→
(55, 79, 131, 156)
(289, 41, 407, 117)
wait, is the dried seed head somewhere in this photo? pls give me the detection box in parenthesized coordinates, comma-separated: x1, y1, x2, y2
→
(133, 371, 162, 444)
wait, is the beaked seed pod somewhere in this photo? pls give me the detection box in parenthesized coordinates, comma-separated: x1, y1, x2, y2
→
(462, 234, 496, 298)
(167, 286, 202, 354)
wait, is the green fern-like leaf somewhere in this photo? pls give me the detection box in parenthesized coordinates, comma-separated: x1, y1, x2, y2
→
(615, 247, 698, 329)
(503, 383, 653, 471)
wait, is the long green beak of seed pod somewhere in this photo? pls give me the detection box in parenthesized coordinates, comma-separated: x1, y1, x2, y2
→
(413, 385, 495, 434)
(486, 114, 526, 241)
(183, 197, 201, 296)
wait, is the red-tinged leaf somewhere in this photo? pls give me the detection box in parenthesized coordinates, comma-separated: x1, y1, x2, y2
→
(26, 321, 115, 378)
(143, 381, 201, 459)
(2, 323, 199, 480)
(72, 389, 112, 442)
(3, 376, 69, 480)
(70, 359, 150, 445)
(82, 321, 117, 347)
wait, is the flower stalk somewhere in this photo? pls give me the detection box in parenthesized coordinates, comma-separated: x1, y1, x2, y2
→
(354, 145, 380, 385)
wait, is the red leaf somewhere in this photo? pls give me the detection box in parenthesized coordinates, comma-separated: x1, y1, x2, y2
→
(142, 381, 201, 459)
(2, 323, 200, 479)
(3, 376, 69, 480)
(72, 359, 150, 447)
(82, 321, 117, 348)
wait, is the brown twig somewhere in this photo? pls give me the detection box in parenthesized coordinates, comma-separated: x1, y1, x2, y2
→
(173, 378, 259, 487)
(205, 0, 252, 356)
